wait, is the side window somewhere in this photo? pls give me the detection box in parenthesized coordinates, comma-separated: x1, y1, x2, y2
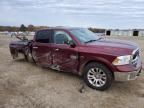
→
(36, 30, 52, 43)
(54, 31, 72, 44)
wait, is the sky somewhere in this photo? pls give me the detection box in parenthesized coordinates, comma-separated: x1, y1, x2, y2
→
(0, 0, 144, 29)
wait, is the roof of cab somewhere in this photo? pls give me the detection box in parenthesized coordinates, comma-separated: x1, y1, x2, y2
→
(36, 26, 83, 31)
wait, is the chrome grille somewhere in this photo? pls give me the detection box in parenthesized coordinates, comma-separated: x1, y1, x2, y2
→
(131, 48, 139, 65)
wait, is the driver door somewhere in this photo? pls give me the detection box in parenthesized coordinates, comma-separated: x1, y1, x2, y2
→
(51, 30, 79, 73)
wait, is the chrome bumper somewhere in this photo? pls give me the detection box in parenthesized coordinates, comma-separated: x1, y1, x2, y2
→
(114, 68, 141, 81)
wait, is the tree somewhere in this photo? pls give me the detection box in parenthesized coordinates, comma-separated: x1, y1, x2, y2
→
(88, 27, 105, 33)
(19, 24, 27, 31)
(10, 26, 19, 32)
(27, 24, 34, 31)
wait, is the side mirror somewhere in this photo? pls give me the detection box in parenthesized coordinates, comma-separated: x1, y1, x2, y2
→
(69, 40, 76, 48)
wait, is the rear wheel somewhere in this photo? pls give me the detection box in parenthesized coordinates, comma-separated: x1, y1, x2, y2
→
(83, 62, 113, 91)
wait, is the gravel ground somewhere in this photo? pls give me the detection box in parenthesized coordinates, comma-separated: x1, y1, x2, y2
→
(0, 35, 144, 108)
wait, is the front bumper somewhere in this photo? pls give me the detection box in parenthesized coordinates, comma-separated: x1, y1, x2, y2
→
(113, 48, 143, 81)
(114, 68, 141, 81)
(114, 51, 142, 81)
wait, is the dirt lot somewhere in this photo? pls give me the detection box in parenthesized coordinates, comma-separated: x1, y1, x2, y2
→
(0, 35, 144, 108)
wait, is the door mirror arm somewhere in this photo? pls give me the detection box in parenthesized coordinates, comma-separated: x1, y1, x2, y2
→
(69, 40, 76, 48)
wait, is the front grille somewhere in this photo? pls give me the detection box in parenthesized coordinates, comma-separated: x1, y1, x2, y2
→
(131, 48, 139, 65)
(132, 50, 139, 59)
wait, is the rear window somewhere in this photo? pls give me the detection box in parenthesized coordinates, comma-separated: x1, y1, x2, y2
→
(36, 30, 52, 43)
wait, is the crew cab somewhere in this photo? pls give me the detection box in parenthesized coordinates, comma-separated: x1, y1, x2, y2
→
(9, 27, 142, 90)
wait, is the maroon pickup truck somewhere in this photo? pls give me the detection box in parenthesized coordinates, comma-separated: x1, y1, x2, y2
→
(9, 27, 142, 91)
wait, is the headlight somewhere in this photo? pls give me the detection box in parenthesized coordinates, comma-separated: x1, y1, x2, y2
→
(112, 55, 131, 65)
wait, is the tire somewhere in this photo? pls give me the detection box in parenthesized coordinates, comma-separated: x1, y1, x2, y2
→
(12, 49, 18, 59)
(83, 62, 113, 91)
(25, 49, 35, 63)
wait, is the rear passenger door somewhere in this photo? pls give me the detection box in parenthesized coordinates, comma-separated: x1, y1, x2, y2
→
(32, 30, 53, 67)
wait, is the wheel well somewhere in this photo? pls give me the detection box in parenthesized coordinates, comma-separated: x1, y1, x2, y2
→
(81, 60, 114, 78)
(24, 43, 32, 55)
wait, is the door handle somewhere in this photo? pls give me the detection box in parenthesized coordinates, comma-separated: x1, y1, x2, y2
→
(33, 47, 38, 49)
(55, 48, 59, 51)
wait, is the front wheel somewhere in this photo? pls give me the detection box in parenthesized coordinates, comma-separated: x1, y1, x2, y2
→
(83, 62, 113, 91)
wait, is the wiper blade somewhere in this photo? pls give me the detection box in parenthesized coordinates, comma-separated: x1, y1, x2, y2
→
(85, 39, 97, 43)
(96, 37, 103, 41)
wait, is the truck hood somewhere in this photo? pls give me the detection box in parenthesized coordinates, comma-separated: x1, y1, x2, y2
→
(85, 38, 139, 56)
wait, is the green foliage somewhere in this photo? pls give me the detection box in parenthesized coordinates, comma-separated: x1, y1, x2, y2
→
(27, 24, 34, 31)
(0, 25, 105, 33)
(0, 24, 48, 32)
(19, 24, 27, 31)
(88, 27, 105, 33)
(0, 26, 19, 32)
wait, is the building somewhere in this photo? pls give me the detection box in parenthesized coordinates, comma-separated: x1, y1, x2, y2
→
(106, 29, 144, 37)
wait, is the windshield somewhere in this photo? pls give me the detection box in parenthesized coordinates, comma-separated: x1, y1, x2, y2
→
(70, 28, 100, 43)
